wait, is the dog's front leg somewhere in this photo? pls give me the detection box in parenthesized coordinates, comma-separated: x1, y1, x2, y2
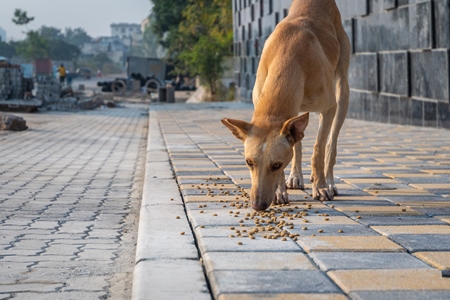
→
(274, 172, 289, 204)
(311, 108, 336, 201)
(286, 142, 304, 190)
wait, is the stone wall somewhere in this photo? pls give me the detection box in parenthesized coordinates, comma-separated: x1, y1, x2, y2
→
(232, 0, 450, 129)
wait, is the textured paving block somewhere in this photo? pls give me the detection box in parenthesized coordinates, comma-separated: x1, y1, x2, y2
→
(334, 205, 422, 216)
(198, 236, 303, 253)
(203, 252, 316, 273)
(133, 260, 210, 300)
(290, 224, 379, 236)
(372, 225, 450, 235)
(415, 251, 450, 270)
(350, 290, 450, 300)
(218, 293, 348, 300)
(310, 252, 431, 272)
(328, 269, 450, 293)
(357, 215, 447, 226)
(210, 270, 341, 297)
(389, 234, 450, 252)
(295, 236, 403, 253)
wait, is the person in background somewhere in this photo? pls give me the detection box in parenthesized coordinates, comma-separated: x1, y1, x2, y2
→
(58, 64, 66, 85)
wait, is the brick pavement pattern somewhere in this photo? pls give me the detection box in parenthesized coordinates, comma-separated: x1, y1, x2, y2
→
(0, 104, 148, 299)
(144, 102, 450, 300)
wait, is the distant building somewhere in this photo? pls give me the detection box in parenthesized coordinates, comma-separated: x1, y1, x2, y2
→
(111, 23, 142, 42)
(82, 36, 128, 64)
(0, 27, 6, 42)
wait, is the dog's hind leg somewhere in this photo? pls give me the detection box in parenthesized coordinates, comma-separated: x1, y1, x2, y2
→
(311, 106, 336, 201)
(286, 142, 304, 190)
(325, 76, 349, 197)
(325, 27, 350, 197)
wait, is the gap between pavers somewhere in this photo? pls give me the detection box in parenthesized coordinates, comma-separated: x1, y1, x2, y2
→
(132, 109, 211, 300)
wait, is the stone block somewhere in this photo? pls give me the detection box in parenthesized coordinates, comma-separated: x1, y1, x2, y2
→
(203, 252, 316, 273)
(132, 259, 210, 300)
(209, 270, 340, 297)
(295, 236, 404, 252)
(438, 102, 450, 129)
(310, 252, 431, 271)
(389, 234, 450, 251)
(424, 100, 437, 127)
(0, 113, 27, 131)
(198, 236, 303, 253)
(434, 0, 450, 48)
(415, 1, 433, 49)
(410, 50, 450, 101)
(350, 291, 450, 300)
(349, 53, 378, 91)
(328, 269, 450, 293)
(379, 51, 409, 96)
(336, 0, 369, 19)
(383, 0, 397, 10)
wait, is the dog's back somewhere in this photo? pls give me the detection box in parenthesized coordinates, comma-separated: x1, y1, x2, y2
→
(253, 0, 348, 116)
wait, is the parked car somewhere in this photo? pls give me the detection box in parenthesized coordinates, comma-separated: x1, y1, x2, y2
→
(76, 67, 92, 79)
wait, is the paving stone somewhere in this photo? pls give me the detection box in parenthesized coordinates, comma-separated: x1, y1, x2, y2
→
(203, 252, 316, 273)
(290, 224, 379, 236)
(334, 205, 422, 216)
(217, 294, 348, 300)
(389, 234, 450, 252)
(198, 236, 303, 253)
(12, 291, 106, 300)
(310, 252, 431, 271)
(132, 259, 210, 300)
(372, 225, 450, 235)
(328, 269, 450, 293)
(0, 283, 63, 293)
(295, 236, 404, 253)
(414, 251, 450, 270)
(350, 290, 450, 300)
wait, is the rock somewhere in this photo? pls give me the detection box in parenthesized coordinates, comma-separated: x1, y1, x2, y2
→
(0, 113, 28, 131)
(104, 100, 116, 108)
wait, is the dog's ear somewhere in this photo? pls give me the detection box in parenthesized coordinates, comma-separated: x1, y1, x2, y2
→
(280, 113, 309, 145)
(221, 118, 252, 141)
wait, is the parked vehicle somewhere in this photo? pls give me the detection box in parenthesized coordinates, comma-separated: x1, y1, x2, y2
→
(76, 67, 92, 79)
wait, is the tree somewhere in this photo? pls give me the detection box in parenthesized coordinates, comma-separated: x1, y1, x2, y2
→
(149, 0, 233, 97)
(63, 27, 92, 47)
(48, 39, 81, 60)
(39, 26, 63, 40)
(16, 30, 50, 61)
(12, 9, 34, 27)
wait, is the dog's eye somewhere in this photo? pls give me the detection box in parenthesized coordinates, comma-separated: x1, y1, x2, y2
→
(271, 163, 282, 171)
(246, 159, 254, 168)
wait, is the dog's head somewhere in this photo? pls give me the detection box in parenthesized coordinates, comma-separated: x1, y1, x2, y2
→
(221, 113, 309, 211)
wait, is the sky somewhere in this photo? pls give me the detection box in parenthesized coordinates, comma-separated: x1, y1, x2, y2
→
(0, 0, 153, 41)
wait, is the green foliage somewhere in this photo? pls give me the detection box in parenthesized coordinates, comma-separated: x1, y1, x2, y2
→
(149, 0, 233, 97)
(48, 39, 81, 61)
(16, 30, 50, 61)
(12, 9, 34, 26)
(63, 27, 92, 47)
(39, 26, 63, 40)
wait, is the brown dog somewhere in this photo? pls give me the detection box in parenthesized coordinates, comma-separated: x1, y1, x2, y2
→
(222, 0, 350, 211)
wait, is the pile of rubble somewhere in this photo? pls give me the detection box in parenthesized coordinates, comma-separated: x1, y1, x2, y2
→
(0, 64, 24, 100)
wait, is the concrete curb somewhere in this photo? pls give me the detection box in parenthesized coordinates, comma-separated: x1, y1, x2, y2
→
(131, 108, 211, 300)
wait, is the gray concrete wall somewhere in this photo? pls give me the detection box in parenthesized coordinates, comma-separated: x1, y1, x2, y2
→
(232, 0, 450, 129)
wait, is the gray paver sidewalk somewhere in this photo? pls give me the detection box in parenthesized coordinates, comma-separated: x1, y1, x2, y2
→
(0, 104, 148, 299)
(134, 102, 450, 300)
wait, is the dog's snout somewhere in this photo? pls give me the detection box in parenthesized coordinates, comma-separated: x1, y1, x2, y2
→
(252, 201, 269, 211)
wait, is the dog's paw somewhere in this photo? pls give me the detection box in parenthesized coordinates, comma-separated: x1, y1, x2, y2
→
(328, 184, 338, 197)
(274, 184, 289, 204)
(312, 186, 334, 201)
(286, 174, 304, 190)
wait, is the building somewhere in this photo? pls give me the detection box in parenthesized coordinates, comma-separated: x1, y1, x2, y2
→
(232, 0, 450, 129)
(0, 27, 6, 42)
(111, 23, 142, 43)
(81, 36, 127, 64)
